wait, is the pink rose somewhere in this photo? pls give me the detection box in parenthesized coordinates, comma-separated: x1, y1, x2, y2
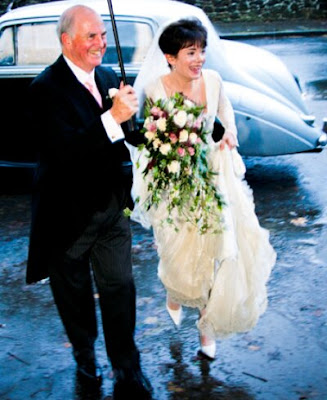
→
(151, 106, 162, 117)
(177, 147, 185, 157)
(148, 122, 157, 132)
(193, 117, 203, 130)
(188, 147, 195, 156)
(169, 133, 178, 144)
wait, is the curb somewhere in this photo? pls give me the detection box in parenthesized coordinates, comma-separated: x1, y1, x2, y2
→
(219, 28, 327, 39)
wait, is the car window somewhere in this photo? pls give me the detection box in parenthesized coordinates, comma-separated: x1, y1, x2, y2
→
(17, 22, 59, 65)
(0, 22, 60, 66)
(0, 26, 14, 66)
(0, 19, 154, 67)
(104, 20, 154, 66)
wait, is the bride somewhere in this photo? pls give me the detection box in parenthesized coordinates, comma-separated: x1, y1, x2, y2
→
(128, 17, 276, 360)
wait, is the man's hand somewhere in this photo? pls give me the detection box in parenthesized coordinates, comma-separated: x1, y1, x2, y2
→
(219, 130, 238, 150)
(110, 82, 139, 125)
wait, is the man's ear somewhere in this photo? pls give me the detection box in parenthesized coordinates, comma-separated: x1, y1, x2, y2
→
(61, 32, 72, 46)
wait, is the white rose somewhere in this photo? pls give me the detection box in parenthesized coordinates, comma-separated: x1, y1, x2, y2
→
(189, 132, 198, 144)
(166, 100, 175, 113)
(108, 88, 119, 98)
(145, 131, 155, 141)
(186, 113, 195, 127)
(159, 143, 172, 155)
(156, 117, 167, 132)
(167, 160, 180, 174)
(184, 99, 195, 108)
(153, 138, 161, 149)
(173, 110, 187, 128)
(179, 129, 189, 143)
(144, 116, 153, 130)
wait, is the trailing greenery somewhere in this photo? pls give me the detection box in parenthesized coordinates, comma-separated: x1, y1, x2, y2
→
(134, 92, 224, 234)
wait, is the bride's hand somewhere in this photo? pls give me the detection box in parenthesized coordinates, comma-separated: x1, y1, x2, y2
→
(219, 130, 238, 150)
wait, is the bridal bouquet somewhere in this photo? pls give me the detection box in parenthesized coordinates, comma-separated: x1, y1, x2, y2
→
(136, 92, 224, 234)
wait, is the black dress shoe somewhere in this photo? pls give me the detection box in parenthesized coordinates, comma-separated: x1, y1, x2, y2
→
(113, 366, 153, 399)
(77, 360, 103, 387)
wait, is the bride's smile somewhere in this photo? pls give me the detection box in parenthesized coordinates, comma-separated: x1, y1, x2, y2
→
(168, 44, 206, 81)
(162, 44, 207, 104)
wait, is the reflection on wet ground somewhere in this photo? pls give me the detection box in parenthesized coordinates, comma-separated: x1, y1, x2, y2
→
(160, 339, 255, 400)
(245, 156, 321, 234)
(1, 155, 327, 399)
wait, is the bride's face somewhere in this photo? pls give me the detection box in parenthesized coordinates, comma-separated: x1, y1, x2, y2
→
(167, 44, 206, 80)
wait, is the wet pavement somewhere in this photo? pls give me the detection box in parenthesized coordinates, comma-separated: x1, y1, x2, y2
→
(1, 21, 327, 400)
(1, 152, 327, 400)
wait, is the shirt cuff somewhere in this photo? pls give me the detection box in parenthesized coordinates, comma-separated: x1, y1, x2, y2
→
(101, 110, 125, 143)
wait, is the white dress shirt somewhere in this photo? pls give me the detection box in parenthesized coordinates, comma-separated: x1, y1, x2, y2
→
(64, 56, 125, 143)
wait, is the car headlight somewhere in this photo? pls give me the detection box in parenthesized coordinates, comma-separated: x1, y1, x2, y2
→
(323, 118, 327, 134)
(317, 133, 327, 147)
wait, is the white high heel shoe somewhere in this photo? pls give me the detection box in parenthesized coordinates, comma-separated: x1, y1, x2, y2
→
(200, 341, 216, 360)
(166, 300, 183, 327)
(198, 309, 216, 360)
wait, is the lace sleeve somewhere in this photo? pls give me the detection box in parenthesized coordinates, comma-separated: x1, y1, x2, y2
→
(214, 72, 237, 137)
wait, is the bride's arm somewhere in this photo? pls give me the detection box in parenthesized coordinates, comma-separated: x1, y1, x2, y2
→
(216, 76, 238, 150)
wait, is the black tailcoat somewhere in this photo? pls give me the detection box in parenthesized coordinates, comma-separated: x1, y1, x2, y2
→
(26, 55, 139, 284)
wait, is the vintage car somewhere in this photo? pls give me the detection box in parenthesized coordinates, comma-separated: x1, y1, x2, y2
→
(0, 0, 326, 169)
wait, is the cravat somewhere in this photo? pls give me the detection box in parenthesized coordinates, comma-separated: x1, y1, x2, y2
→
(85, 77, 103, 108)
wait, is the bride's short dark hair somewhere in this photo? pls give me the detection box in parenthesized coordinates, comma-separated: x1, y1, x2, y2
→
(158, 18, 207, 56)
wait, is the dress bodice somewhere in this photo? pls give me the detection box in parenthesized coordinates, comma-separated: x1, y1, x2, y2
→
(144, 69, 237, 138)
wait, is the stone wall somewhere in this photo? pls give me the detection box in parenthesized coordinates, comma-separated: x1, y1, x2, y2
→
(0, 0, 326, 20)
(182, 0, 327, 21)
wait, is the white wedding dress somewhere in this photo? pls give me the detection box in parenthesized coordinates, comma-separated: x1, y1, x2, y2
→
(129, 69, 276, 339)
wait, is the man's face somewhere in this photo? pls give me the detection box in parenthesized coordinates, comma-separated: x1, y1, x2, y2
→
(64, 9, 107, 72)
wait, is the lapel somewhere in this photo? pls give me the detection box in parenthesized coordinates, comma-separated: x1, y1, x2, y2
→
(95, 66, 118, 111)
(52, 57, 98, 117)
(53, 56, 116, 116)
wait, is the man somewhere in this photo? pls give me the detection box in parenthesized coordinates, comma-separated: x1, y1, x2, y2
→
(26, 4, 151, 399)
